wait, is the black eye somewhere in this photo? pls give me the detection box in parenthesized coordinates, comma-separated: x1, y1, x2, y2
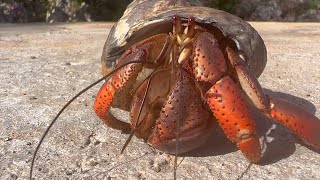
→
(188, 17, 195, 24)
(172, 15, 178, 24)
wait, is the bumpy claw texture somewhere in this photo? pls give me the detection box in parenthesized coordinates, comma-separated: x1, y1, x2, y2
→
(94, 34, 169, 132)
(94, 82, 131, 131)
(94, 44, 146, 131)
(192, 32, 226, 84)
(206, 76, 261, 162)
(149, 71, 215, 154)
(270, 97, 320, 149)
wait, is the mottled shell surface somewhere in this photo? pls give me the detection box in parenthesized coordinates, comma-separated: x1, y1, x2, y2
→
(101, 0, 267, 77)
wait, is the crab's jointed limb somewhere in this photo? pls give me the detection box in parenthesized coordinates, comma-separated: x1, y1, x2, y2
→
(226, 46, 320, 150)
(191, 31, 261, 162)
(94, 34, 169, 132)
(269, 98, 320, 148)
(193, 29, 320, 162)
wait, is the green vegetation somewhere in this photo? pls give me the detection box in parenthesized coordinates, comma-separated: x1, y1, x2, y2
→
(309, 0, 320, 9)
(208, 0, 236, 12)
(70, 0, 131, 21)
(12, 0, 50, 22)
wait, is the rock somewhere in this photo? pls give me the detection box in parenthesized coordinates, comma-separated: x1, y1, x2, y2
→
(279, 0, 309, 21)
(231, 0, 313, 21)
(72, 2, 91, 22)
(46, 0, 71, 23)
(231, 0, 261, 20)
(298, 9, 320, 21)
(251, 0, 282, 21)
(0, 1, 28, 23)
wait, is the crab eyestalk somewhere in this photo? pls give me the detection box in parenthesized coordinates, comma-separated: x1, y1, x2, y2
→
(172, 15, 183, 35)
(185, 17, 196, 37)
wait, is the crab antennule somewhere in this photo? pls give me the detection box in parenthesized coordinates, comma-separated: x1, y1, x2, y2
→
(270, 97, 320, 149)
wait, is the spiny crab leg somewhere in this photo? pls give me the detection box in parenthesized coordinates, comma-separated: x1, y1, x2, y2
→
(94, 52, 143, 132)
(226, 47, 320, 149)
(269, 98, 320, 148)
(94, 34, 169, 132)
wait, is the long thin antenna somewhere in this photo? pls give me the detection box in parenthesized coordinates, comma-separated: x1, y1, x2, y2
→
(121, 68, 169, 154)
(29, 60, 154, 180)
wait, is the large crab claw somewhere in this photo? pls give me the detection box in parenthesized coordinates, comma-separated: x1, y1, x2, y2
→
(193, 31, 262, 162)
(226, 47, 320, 150)
(94, 34, 169, 132)
(193, 31, 320, 162)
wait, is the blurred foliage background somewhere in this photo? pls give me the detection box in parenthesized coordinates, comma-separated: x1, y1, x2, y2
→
(0, 0, 319, 22)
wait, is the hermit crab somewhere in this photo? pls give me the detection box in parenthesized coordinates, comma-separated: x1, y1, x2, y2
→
(95, 0, 320, 163)
(30, 0, 320, 178)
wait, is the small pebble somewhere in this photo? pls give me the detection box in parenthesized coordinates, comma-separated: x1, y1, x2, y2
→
(10, 174, 18, 180)
(29, 96, 38, 100)
(93, 140, 101, 146)
(89, 160, 98, 166)
(66, 169, 74, 175)
(5, 137, 12, 141)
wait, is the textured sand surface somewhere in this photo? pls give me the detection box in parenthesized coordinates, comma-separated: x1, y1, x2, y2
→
(0, 22, 319, 179)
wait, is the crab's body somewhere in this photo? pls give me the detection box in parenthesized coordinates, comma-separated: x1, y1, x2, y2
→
(94, 0, 320, 162)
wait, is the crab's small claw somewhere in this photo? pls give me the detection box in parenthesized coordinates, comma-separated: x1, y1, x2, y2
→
(269, 97, 320, 149)
(94, 82, 132, 132)
(94, 34, 169, 132)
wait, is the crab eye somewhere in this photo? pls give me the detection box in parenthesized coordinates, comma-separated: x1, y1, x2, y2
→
(172, 15, 180, 24)
(188, 17, 195, 25)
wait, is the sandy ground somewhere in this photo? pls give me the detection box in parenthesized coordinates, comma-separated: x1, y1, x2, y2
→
(0, 22, 319, 180)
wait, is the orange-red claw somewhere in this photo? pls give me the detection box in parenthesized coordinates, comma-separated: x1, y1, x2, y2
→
(270, 97, 320, 149)
(94, 34, 169, 132)
(206, 76, 261, 162)
(94, 82, 131, 131)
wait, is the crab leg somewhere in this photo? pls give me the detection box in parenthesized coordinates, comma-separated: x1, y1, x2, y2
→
(192, 32, 261, 162)
(94, 34, 169, 132)
(226, 47, 320, 149)
(94, 53, 143, 132)
(269, 98, 320, 148)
